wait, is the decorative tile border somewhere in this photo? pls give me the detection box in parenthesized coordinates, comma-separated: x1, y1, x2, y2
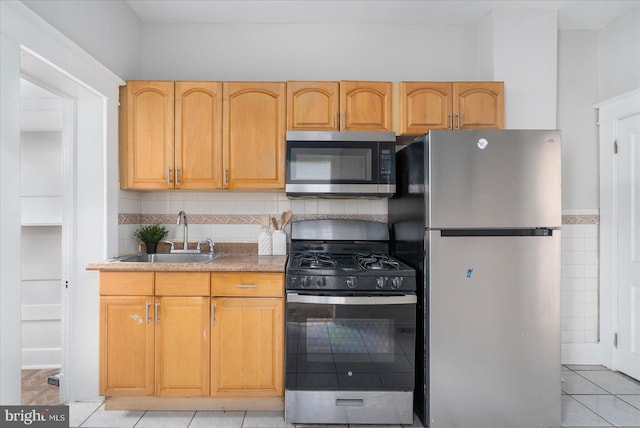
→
(562, 215, 600, 225)
(121, 213, 598, 226)
(119, 213, 388, 225)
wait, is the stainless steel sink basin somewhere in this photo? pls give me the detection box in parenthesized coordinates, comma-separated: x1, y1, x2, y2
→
(112, 253, 224, 264)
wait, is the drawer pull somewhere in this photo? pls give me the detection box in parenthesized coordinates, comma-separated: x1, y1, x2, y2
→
(235, 283, 258, 288)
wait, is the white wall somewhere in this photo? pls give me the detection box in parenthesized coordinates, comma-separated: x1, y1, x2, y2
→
(20, 0, 142, 80)
(490, 8, 558, 129)
(558, 31, 599, 210)
(598, 7, 640, 102)
(141, 23, 479, 81)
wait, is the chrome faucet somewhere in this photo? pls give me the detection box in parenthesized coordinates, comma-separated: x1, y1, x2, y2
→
(177, 210, 188, 250)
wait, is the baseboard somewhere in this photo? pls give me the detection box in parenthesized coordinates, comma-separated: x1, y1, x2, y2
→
(561, 343, 607, 366)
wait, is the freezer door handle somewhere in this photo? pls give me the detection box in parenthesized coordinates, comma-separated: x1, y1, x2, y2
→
(440, 228, 556, 237)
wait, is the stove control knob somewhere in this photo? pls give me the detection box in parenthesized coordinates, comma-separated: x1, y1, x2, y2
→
(391, 277, 403, 289)
(301, 276, 311, 288)
(376, 277, 386, 289)
(316, 277, 326, 287)
(346, 276, 358, 289)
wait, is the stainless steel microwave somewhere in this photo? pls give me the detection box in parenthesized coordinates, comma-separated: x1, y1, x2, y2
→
(285, 131, 396, 198)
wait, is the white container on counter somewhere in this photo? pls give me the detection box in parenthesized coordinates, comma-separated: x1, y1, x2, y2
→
(258, 229, 272, 255)
(272, 230, 287, 255)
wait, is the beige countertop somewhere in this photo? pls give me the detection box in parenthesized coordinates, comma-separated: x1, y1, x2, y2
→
(86, 246, 287, 273)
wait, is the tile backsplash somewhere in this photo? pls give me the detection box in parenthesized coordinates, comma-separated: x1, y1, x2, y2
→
(118, 190, 387, 255)
(561, 209, 599, 345)
(118, 191, 599, 346)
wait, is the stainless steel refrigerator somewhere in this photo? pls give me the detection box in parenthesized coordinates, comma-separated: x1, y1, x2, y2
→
(389, 130, 561, 428)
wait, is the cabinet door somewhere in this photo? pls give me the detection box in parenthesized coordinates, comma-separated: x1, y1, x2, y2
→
(175, 82, 223, 189)
(119, 81, 174, 189)
(155, 296, 210, 396)
(399, 82, 453, 135)
(340, 81, 392, 132)
(223, 82, 286, 189)
(100, 296, 154, 396)
(211, 297, 284, 397)
(287, 81, 340, 130)
(454, 82, 504, 129)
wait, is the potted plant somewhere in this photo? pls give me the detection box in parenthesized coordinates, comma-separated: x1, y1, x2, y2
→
(133, 223, 169, 254)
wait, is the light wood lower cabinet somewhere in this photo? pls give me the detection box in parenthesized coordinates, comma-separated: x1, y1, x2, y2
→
(155, 296, 210, 397)
(211, 297, 283, 397)
(99, 271, 284, 402)
(210, 272, 284, 397)
(100, 295, 155, 396)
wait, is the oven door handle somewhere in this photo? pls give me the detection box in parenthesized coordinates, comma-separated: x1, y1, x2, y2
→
(286, 293, 417, 305)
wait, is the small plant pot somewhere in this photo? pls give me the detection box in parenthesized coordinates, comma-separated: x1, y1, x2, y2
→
(145, 242, 158, 254)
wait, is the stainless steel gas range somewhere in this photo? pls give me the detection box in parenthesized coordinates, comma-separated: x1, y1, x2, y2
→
(284, 219, 417, 425)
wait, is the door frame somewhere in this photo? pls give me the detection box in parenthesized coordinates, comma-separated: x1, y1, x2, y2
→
(597, 88, 640, 371)
(1, 1, 123, 403)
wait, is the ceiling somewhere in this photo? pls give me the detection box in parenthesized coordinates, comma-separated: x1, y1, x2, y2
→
(124, 0, 640, 30)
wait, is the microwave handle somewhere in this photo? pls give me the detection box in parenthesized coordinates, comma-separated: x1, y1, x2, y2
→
(286, 293, 416, 305)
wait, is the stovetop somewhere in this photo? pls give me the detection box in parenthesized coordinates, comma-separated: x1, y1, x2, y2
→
(285, 219, 416, 293)
(286, 250, 416, 292)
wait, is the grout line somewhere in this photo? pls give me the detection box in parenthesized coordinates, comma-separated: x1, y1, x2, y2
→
(76, 401, 103, 428)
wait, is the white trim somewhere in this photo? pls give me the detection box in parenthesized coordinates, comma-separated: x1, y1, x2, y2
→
(596, 89, 640, 372)
(562, 343, 606, 366)
(1, 1, 123, 98)
(1, 0, 123, 403)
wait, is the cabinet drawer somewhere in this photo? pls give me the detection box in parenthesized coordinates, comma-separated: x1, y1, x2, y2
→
(155, 272, 210, 296)
(100, 272, 154, 296)
(211, 272, 284, 297)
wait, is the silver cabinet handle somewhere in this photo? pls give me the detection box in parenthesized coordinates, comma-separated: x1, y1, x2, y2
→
(223, 166, 228, 186)
(145, 301, 151, 324)
(176, 167, 180, 186)
(235, 284, 258, 288)
(211, 303, 215, 325)
(167, 166, 172, 186)
(155, 302, 160, 325)
(456, 112, 461, 129)
(449, 112, 453, 129)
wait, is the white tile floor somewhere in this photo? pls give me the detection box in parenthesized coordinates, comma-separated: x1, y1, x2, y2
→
(562, 365, 640, 427)
(67, 366, 640, 428)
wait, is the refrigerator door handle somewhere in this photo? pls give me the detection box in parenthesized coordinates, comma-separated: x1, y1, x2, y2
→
(439, 228, 556, 237)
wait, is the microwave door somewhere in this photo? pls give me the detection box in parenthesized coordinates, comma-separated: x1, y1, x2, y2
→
(285, 138, 396, 197)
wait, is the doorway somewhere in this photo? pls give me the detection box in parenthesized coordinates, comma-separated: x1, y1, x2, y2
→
(598, 89, 640, 380)
(19, 78, 67, 405)
(614, 112, 640, 380)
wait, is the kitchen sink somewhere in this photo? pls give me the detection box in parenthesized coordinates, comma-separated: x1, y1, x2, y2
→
(111, 253, 224, 264)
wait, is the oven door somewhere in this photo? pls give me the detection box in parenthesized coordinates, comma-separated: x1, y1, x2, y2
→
(286, 293, 416, 391)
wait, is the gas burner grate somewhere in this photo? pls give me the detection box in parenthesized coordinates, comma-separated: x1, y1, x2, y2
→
(296, 252, 336, 269)
(353, 253, 401, 270)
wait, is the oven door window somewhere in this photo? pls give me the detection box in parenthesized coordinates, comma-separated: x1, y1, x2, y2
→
(289, 146, 374, 183)
(286, 299, 415, 391)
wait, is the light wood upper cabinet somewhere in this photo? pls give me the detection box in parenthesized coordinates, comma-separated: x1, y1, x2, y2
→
(340, 81, 392, 132)
(223, 82, 286, 189)
(155, 296, 210, 397)
(399, 82, 453, 134)
(397, 81, 504, 135)
(453, 82, 504, 129)
(287, 81, 392, 132)
(287, 81, 340, 130)
(119, 81, 223, 190)
(175, 82, 223, 189)
(119, 81, 174, 189)
(100, 295, 154, 396)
